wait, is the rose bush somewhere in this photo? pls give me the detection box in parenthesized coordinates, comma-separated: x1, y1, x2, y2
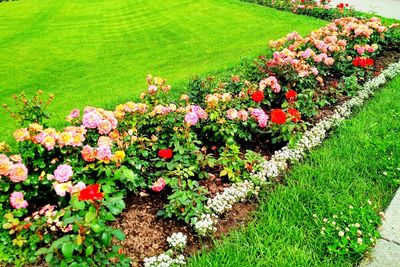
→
(244, 0, 356, 20)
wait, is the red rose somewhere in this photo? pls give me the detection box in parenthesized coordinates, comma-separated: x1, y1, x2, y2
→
(285, 90, 297, 103)
(158, 148, 173, 159)
(352, 57, 359, 67)
(78, 184, 104, 201)
(251, 91, 264, 103)
(288, 108, 301, 123)
(353, 57, 374, 68)
(271, 109, 287, 125)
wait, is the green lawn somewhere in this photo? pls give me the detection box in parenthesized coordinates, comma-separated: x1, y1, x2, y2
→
(188, 76, 400, 266)
(0, 0, 325, 143)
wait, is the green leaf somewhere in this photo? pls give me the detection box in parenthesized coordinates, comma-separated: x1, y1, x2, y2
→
(101, 232, 112, 246)
(71, 196, 85, 210)
(123, 168, 135, 180)
(85, 207, 97, 223)
(45, 253, 53, 263)
(61, 243, 74, 259)
(35, 247, 48, 255)
(90, 223, 103, 233)
(112, 229, 125, 241)
(104, 212, 116, 221)
(106, 198, 125, 215)
(85, 245, 94, 257)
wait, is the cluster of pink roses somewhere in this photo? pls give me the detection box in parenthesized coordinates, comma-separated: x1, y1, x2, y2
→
(10, 192, 28, 209)
(14, 123, 86, 150)
(250, 108, 269, 128)
(24, 204, 73, 233)
(114, 102, 149, 119)
(145, 75, 172, 95)
(82, 107, 118, 135)
(264, 17, 388, 91)
(184, 105, 208, 126)
(205, 93, 233, 108)
(54, 181, 86, 197)
(82, 144, 111, 163)
(0, 154, 28, 183)
(354, 44, 378, 55)
(45, 164, 86, 197)
(334, 17, 386, 38)
(226, 109, 248, 122)
(259, 76, 281, 93)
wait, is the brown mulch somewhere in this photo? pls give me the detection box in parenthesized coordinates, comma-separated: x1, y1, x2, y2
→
(113, 48, 400, 266)
(113, 191, 257, 266)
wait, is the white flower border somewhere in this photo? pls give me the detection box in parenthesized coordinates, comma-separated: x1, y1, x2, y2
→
(144, 60, 400, 266)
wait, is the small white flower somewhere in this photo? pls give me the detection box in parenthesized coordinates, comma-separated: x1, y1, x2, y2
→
(338, 231, 345, 237)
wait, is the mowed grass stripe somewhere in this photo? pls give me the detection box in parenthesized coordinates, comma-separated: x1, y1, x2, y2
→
(188, 76, 400, 267)
(0, 0, 325, 143)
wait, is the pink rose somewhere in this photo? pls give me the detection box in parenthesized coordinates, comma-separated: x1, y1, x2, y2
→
(9, 163, 28, 183)
(357, 46, 366, 55)
(81, 145, 96, 162)
(54, 182, 73, 197)
(0, 155, 13, 177)
(191, 105, 208, 119)
(226, 109, 238, 120)
(184, 112, 198, 126)
(71, 181, 86, 194)
(258, 114, 269, 128)
(324, 57, 335, 66)
(238, 110, 248, 122)
(82, 112, 101, 129)
(310, 67, 319, 76)
(69, 109, 80, 119)
(98, 136, 113, 147)
(148, 85, 158, 94)
(95, 145, 112, 162)
(10, 192, 28, 209)
(98, 120, 112, 135)
(151, 178, 166, 192)
(54, 164, 73, 183)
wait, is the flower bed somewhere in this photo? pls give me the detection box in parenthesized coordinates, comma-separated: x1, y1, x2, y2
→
(243, 0, 369, 21)
(0, 17, 399, 266)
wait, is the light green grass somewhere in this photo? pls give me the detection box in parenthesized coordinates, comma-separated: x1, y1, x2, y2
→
(0, 0, 326, 143)
(188, 76, 400, 266)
